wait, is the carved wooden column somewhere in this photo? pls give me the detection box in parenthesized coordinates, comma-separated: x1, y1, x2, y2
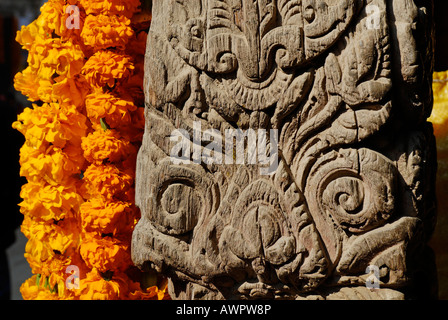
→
(132, 0, 437, 300)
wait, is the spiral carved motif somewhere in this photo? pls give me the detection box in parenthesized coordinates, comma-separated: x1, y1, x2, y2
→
(305, 148, 397, 264)
(308, 148, 396, 233)
(145, 160, 219, 236)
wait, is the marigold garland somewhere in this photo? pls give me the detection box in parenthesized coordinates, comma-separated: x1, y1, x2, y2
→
(13, 0, 448, 301)
(13, 0, 168, 300)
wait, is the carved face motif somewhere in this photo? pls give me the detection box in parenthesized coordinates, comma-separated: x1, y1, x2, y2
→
(133, 0, 436, 300)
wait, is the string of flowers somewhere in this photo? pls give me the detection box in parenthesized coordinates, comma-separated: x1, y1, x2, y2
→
(12, 0, 169, 300)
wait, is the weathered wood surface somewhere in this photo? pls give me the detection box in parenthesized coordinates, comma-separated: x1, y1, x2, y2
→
(132, 0, 437, 299)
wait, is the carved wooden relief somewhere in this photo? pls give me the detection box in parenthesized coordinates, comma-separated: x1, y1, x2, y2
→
(132, 0, 437, 299)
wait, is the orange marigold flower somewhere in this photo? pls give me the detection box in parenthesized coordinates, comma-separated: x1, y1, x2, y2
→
(85, 91, 137, 129)
(82, 163, 134, 200)
(125, 31, 148, 57)
(79, 268, 130, 300)
(82, 50, 134, 89)
(79, 0, 141, 18)
(115, 106, 145, 144)
(80, 234, 131, 273)
(114, 60, 144, 107)
(81, 14, 134, 50)
(80, 198, 136, 235)
(81, 129, 136, 164)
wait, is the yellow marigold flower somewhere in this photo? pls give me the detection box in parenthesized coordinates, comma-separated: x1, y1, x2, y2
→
(82, 163, 134, 200)
(81, 129, 136, 164)
(40, 0, 66, 33)
(44, 256, 86, 300)
(82, 50, 135, 89)
(79, 0, 141, 18)
(19, 144, 85, 185)
(127, 278, 170, 300)
(17, 0, 83, 44)
(16, 20, 43, 51)
(22, 232, 52, 274)
(80, 198, 136, 235)
(34, 289, 60, 300)
(431, 71, 448, 184)
(85, 91, 137, 129)
(37, 79, 54, 103)
(14, 67, 41, 102)
(28, 37, 85, 83)
(80, 234, 131, 273)
(81, 14, 134, 50)
(13, 103, 88, 151)
(21, 272, 80, 300)
(52, 75, 91, 109)
(19, 182, 83, 222)
(20, 276, 40, 300)
(430, 71, 448, 139)
(22, 216, 80, 274)
(79, 268, 130, 300)
(36, 0, 71, 39)
(36, 253, 85, 299)
(126, 286, 166, 300)
(20, 275, 60, 300)
(16, 33, 85, 103)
